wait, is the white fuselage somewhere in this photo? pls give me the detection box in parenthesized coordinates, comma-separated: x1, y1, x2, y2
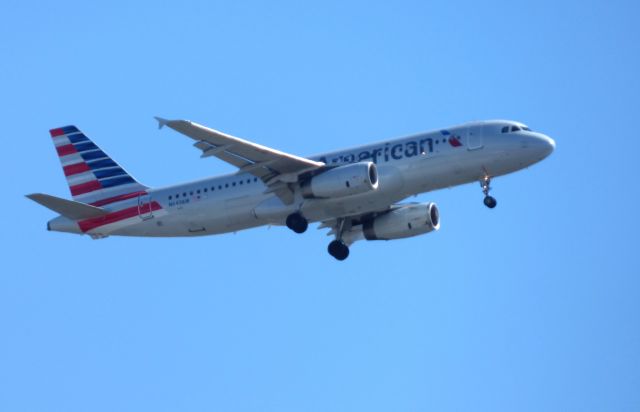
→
(48, 120, 555, 237)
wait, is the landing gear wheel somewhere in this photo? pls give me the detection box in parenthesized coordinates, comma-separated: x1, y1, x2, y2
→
(328, 240, 350, 261)
(483, 195, 497, 209)
(286, 213, 308, 234)
(480, 173, 497, 209)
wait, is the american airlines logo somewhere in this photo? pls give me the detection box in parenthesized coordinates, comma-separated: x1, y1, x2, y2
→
(316, 130, 463, 165)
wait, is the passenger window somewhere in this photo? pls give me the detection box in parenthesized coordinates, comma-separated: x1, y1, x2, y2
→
(225, 183, 228, 188)
(239, 180, 243, 185)
(204, 188, 207, 192)
(183, 192, 186, 197)
(190, 191, 193, 195)
(169, 195, 172, 200)
(197, 189, 201, 194)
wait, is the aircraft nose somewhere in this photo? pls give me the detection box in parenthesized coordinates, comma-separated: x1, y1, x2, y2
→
(529, 133, 555, 159)
(539, 133, 555, 156)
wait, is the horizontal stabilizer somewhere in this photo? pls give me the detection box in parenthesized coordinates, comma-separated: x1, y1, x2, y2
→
(26, 193, 108, 220)
(154, 116, 169, 129)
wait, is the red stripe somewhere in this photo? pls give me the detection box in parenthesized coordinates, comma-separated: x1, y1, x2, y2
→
(56, 144, 77, 157)
(50, 128, 65, 137)
(79, 205, 140, 232)
(78, 201, 162, 232)
(70, 180, 102, 196)
(63, 162, 91, 176)
(90, 190, 146, 207)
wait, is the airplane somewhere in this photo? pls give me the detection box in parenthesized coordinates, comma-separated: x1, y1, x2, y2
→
(27, 118, 555, 260)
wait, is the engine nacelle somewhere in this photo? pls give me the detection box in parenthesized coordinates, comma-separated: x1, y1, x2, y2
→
(363, 202, 440, 241)
(301, 162, 378, 199)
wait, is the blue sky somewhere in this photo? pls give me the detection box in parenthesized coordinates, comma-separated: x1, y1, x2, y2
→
(1, 1, 639, 411)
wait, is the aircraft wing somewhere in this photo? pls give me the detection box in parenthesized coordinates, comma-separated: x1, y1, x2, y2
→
(156, 117, 324, 204)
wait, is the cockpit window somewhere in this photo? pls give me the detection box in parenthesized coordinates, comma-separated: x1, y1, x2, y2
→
(503, 124, 533, 133)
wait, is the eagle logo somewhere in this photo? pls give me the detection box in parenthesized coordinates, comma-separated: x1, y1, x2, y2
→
(440, 130, 463, 147)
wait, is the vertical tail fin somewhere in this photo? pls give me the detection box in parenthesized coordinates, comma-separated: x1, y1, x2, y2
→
(49, 126, 147, 204)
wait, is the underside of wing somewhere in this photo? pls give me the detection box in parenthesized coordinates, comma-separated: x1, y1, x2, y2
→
(317, 206, 394, 245)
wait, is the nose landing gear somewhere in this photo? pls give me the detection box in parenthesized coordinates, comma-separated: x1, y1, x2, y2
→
(483, 195, 497, 208)
(481, 175, 497, 209)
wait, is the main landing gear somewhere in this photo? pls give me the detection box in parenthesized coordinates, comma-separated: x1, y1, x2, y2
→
(286, 212, 349, 260)
(286, 212, 308, 234)
(328, 218, 350, 261)
(328, 240, 349, 261)
(481, 175, 497, 209)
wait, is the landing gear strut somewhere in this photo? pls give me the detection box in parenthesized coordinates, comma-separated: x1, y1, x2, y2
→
(328, 218, 350, 261)
(481, 175, 497, 209)
(286, 212, 308, 234)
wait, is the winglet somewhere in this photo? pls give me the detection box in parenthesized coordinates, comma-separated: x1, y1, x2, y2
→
(154, 116, 169, 130)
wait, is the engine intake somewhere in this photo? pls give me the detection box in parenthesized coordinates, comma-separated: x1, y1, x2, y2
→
(363, 202, 440, 241)
(301, 162, 378, 199)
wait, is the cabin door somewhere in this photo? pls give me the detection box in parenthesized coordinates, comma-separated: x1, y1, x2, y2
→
(467, 125, 484, 150)
(138, 194, 154, 220)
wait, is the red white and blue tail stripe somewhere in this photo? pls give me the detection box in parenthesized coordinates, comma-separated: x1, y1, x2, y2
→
(49, 126, 148, 204)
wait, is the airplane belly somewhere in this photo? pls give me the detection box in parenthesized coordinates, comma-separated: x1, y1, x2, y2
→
(407, 149, 509, 193)
(223, 195, 261, 231)
(406, 153, 470, 192)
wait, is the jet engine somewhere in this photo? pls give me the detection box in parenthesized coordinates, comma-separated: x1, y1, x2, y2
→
(362, 202, 440, 241)
(301, 162, 378, 199)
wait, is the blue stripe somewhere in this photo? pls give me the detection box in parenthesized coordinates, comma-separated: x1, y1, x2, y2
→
(100, 175, 135, 188)
(87, 158, 118, 169)
(93, 168, 126, 179)
(61, 126, 78, 134)
(73, 142, 99, 152)
(67, 133, 89, 144)
(81, 150, 108, 161)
